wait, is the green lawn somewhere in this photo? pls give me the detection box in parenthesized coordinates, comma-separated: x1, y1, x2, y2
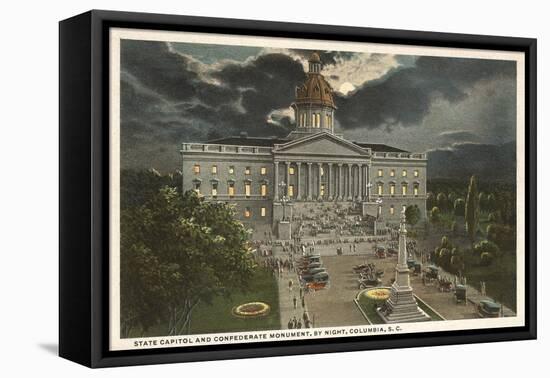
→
(189, 268, 281, 334)
(133, 267, 281, 337)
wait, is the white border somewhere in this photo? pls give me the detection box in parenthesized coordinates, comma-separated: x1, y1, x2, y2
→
(109, 28, 526, 351)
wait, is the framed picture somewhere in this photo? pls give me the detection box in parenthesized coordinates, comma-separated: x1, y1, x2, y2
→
(59, 10, 536, 368)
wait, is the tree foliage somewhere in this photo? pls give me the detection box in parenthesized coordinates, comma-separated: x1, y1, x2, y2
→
(465, 175, 480, 245)
(454, 198, 465, 217)
(121, 187, 256, 337)
(405, 204, 421, 226)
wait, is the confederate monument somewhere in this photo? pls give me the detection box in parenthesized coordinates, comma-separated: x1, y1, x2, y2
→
(378, 209, 431, 323)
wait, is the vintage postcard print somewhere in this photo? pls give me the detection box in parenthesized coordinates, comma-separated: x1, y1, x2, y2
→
(109, 28, 525, 351)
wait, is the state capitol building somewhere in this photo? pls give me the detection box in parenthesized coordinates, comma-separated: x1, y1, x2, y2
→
(181, 53, 427, 238)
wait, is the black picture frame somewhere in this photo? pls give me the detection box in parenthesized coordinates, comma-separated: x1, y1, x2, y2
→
(59, 9, 537, 368)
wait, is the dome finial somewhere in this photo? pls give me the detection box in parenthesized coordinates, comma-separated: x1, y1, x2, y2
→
(309, 51, 321, 63)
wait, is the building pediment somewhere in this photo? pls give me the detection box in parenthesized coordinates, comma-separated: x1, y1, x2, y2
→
(273, 132, 369, 158)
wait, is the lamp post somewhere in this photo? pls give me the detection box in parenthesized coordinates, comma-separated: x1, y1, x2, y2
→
(366, 182, 373, 202)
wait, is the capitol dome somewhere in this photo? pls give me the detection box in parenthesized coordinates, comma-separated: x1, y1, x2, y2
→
(289, 52, 337, 137)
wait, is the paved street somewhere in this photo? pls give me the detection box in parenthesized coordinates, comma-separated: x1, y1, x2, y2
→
(271, 239, 515, 329)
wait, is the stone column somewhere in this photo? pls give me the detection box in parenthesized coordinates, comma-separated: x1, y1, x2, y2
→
(358, 164, 363, 201)
(347, 164, 352, 201)
(367, 162, 372, 202)
(274, 161, 279, 200)
(317, 162, 323, 200)
(338, 163, 343, 201)
(285, 161, 290, 197)
(296, 162, 301, 201)
(328, 163, 333, 201)
(307, 162, 312, 201)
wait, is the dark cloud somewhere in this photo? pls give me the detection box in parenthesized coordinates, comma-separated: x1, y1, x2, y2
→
(437, 130, 481, 144)
(427, 142, 516, 182)
(120, 40, 305, 171)
(120, 42, 517, 175)
(289, 49, 356, 66)
(335, 56, 516, 130)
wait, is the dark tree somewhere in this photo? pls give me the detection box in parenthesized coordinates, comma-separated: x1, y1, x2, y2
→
(121, 188, 256, 337)
(465, 175, 480, 246)
(454, 198, 466, 216)
(405, 204, 421, 227)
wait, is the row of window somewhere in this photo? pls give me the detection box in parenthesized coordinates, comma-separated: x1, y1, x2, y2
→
(194, 165, 420, 179)
(244, 206, 267, 218)
(376, 183, 420, 197)
(194, 165, 267, 176)
(377, 169, 419, 178)
(194, 181, 268, 198)
(298, 113, 333, 128)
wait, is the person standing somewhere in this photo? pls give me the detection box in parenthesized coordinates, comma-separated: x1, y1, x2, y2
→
(293, 296, 298, 309)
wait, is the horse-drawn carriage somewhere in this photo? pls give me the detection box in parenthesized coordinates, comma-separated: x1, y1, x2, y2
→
(374, 246, 386, 259)
(425, 265, 439, 280)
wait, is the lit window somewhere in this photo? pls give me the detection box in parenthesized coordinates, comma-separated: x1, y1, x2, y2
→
(377, 183, 383, 196)
(261, 167, 267, 175)
(261, 207, 266, 217)
(390, 169, 395, 177)
(316, 114, 321, 127)
(245, 182, 251, 197)
(244, 207, 251, 218)
(414, 170, 419, 177)
(261, 184, 267, 197)
(320, 184, 325, 196)
(211, 183, 218, 197)
(288, 185, 294, 198)
(211, 165, 217, 174)
(414, 185, 419, 197)
(402, 184, 408, 196)
(378, 169, 383, 177)
(245, 167, 251, 175)
(390, 184, 395, 195)
(402, 205, 407, 212)
(402, 170, 407, 177)
(289, 167, 295, 175)
(228, 166, 234, 174)
(193, 165, 200, 174)
(194, 182, 201, 195)
(320, 167, 324, 176)
(228, 183, 235, 197)
(390, 205, 395, 215)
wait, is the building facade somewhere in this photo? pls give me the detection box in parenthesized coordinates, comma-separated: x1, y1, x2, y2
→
(181, 53, 427, 234)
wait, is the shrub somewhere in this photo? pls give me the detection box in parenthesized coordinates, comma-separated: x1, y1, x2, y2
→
(487, 224, 516, 249)
(480, 252, 494, 266)
(474, 240, 500, 256)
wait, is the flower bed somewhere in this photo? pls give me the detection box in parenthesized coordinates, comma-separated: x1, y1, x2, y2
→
(232, 302, 271, 318)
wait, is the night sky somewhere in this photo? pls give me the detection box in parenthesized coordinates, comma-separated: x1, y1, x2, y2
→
(120, 40, 517, 181)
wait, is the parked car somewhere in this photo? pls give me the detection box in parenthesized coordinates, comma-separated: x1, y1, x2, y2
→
(477, 300, 501, 318)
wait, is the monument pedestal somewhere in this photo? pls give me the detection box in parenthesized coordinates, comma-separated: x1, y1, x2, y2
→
(277, 221, 291, 240)
(377, 279, 430, 323)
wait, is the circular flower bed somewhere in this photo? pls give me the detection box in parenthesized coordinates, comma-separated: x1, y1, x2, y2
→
(363, 288, 390, 301)
(232, 302, 270, 318)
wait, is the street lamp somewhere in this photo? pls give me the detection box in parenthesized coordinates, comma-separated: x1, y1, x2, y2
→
(366, 182, 373, 202)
